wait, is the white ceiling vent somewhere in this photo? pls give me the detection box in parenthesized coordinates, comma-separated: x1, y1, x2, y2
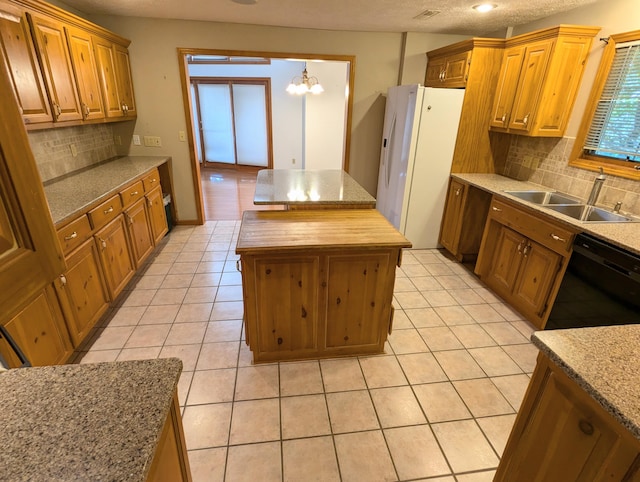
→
(414, 10, 440, 20)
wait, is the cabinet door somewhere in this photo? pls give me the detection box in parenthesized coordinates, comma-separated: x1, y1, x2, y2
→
(486, 226, 525, 295)
(512, 239, 560, 324)
(92, 35, 122, 118)
(325, 252, 391, 350)
(124, 197, 154, 267)
(66, 26, 104, 120)
(28, 13, 82, 122)
(498, 368, 629, 481)
(251, 256, 320, 357)
(443, 50, 471, 87)
(2, 285, 72, 367)
(439, 179, 466, 255)
(489, 45, 524, 128)
(425, 56, 445, 87)
(0, 2, 52, 124)
(114, 43, 136, 117)
(146, 185, 168, 244)
(95, 215, 135, 300)
(54, 238, 110, 347)
(507, 39, 553, 132)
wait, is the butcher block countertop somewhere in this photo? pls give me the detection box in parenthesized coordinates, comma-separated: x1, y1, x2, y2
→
(451, 173, 640, 255)
(236, 209, 412, 254)
(253, 169, 376, 207)
(0, 358, 182, 481)
(533, 326, 640, 441)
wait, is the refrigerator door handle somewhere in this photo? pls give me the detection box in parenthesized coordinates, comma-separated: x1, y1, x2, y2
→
(385, 114, 397, 187)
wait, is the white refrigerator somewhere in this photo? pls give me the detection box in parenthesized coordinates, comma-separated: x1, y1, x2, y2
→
(376, 84, 465, 249)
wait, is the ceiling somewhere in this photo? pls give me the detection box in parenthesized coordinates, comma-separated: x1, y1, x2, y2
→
(59, 0, 600, 36)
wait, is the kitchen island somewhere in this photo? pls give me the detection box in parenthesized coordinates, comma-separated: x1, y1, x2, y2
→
(253, 169, 376, 209)
(495, 325, 640, 480)
(0, 358, 191, 481)
(236, 209, 411, 363)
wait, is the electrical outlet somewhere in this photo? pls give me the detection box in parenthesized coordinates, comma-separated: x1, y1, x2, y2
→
(179, 131, 186, 142)
(292, 158, 296, 164)
(133, 135, 141, 146)
(144, 136, 162, 147)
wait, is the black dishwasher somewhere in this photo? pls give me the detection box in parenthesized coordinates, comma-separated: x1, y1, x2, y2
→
(546, 233, 640, 330)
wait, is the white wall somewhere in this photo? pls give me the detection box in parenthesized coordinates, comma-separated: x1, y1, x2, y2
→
(304, 61, 348, 170)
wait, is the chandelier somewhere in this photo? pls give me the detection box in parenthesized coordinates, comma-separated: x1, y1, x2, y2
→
(286, 64, 324, 95)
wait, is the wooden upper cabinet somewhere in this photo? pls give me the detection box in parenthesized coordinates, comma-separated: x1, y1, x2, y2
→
(28, 12, 82, 122)
(489, 25, 600, 137)
(0, 0, 52, 124)
(425, 50, 471, 88)
(114, 43, 136, 117)
(65, 25, 104, 120)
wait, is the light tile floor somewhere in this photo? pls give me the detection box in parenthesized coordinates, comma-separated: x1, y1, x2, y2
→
(74, 221, 539, 482)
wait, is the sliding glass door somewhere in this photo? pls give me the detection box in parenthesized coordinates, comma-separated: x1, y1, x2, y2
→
(191, 78, 272, 168)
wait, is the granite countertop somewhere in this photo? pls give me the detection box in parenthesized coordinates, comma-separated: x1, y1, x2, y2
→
(253, 169, 376, 206)
(533, 326, 640, 441)
(0, 358, 182, 482)
(44, 156, 171, 226)
(452, 173, 640, 255)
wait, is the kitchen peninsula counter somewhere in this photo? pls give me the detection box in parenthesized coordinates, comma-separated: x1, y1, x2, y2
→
(43, 156, 171, 225)
(451, 173, 640, 255)
(0, 358, 191, 481)
(254, 169, 376, 208)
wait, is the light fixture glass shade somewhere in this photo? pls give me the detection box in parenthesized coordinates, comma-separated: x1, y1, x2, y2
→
(287, 65, 323, 95)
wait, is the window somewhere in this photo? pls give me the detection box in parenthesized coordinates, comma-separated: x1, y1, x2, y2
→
(570, 30, 640, 180)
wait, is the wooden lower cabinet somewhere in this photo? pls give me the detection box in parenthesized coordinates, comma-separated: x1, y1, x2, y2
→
(495, 353, 640, 481)
(146, 392, 192, 482)
(94, 214, 135, 300)
(54, 238, 109, 347)
(439, 178, 491, 262)
(124, 197, 154, 267)
(476, 196, 574, 329)
(0, 285, 72, 366)
(146, 185, 169, 244)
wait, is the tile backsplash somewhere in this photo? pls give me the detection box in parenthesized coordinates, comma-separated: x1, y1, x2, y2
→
(29, 124, 118, 183)
(501, 136, 640, 216)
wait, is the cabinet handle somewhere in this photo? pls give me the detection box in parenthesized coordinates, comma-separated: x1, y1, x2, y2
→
(127, 214, 134, 225)
(236, 259, 242, 272)
(517, 241, 523, 253)
(130, 191, 139, 196)
(64, 231, 78, 240)
(550, 233, 566, 242)
(52, 102, 62, 119)
(523, 113, 530, 126)
(523, 243, 530, 257)
(148, 199, 153, 208)
(59, 274, 67, 286)
(501, 113, 507, 123)
(492, 206, 502, 212)
(578, 420, 594, 435)
(103, 206, 114, 214)
(98, 237, 107, 249)
(455, 188, 461, 196)
(82, 103, 90, 118)
(150, 178, 157, 183)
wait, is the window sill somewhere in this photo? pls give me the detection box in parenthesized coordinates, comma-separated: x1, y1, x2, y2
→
(570, 156, 640, 181)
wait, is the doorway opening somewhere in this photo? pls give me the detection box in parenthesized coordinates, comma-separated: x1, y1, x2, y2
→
(178, 49, 355, 223)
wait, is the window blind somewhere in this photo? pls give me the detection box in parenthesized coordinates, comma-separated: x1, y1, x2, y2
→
(584, 41, 640, 162)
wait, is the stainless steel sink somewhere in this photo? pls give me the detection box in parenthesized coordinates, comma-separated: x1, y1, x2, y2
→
(505, 190, 582, 205)
(545, 204, 639, 223)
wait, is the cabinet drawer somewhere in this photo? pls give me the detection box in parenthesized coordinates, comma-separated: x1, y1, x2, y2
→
(57, 214, 91, 256)
(119, 180, 144, 208)
(490, 198, 574, 254)
(143, 168, 161, 192)
(88, 194, 122, 228)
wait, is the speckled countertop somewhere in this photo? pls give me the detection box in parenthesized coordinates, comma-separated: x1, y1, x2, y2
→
(44, 156, 171, 226)
(452, 173, 640, 255)
(254, 169, 376, 206)
(533, 327, 640, 441)
(0, 358, 182, 482)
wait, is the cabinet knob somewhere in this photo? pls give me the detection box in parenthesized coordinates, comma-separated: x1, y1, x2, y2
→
(523, 113, 530, 126)
(578, 420, 594, 436)
(130, 191, 139, 196)
(59, 274, 67, 286)
(98, 237, 107, 249)
(550, 233, 566, 243)
(64, 231, 78, 241)
(104, 206, 114, 215)
(501, 114, 507, 123)
(455, 188, 461, 196)
(492, 206, 502, 212)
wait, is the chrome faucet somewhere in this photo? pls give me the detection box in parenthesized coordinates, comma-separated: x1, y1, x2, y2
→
(586, 167, 606, 206)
